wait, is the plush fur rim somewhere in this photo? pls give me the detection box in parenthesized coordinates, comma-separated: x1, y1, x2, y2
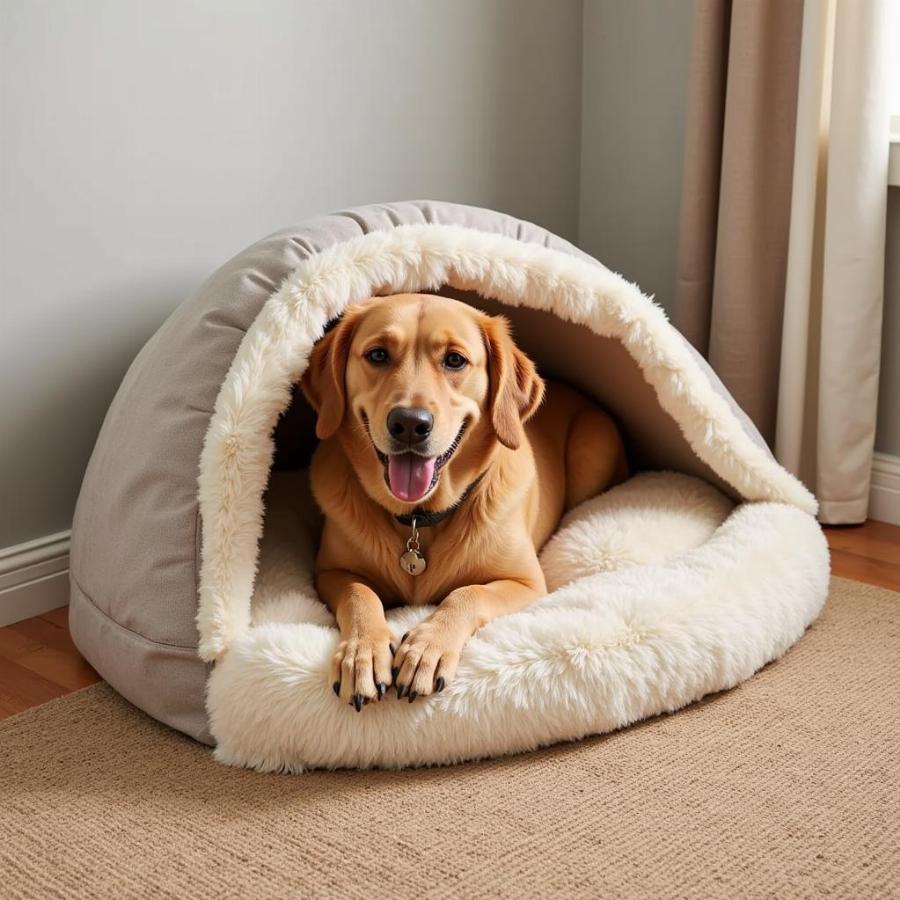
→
(196, 224, 817, 661)
(206, 499, 829, 773)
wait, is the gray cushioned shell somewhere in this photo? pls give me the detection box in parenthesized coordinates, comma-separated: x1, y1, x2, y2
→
(69, 200, 772, 745)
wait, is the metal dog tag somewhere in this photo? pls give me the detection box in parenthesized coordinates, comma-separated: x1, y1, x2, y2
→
(400, 548, 427, 576)
(399, 517, 427, 576)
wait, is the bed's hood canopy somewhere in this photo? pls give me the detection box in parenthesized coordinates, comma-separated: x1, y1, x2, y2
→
(196, 219, 816, 661)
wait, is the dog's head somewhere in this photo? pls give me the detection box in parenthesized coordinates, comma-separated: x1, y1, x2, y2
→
(301, 293, 544, 510)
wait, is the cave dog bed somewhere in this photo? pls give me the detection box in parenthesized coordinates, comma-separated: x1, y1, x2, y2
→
(70, 201, 829, 773)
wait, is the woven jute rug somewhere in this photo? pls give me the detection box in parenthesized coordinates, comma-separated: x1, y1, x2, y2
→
(1, 577, 897, 899)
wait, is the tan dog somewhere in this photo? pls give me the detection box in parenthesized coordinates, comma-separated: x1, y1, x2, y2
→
(301, 293, 627, 709)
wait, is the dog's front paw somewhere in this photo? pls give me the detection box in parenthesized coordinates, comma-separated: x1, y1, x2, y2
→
(331, 629, 395, 712)
(392, 616, 466, 702)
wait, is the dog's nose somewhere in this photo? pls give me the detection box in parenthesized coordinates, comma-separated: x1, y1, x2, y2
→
(387, 406, 434, 445)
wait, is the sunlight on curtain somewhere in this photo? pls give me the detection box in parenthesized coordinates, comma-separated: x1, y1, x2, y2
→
(891, 2, 900, 121)
(775, 0, 890, 524)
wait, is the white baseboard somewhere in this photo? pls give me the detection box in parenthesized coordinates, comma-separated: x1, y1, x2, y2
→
(0, 530, 70, 627)
(870, 453, 900, 526)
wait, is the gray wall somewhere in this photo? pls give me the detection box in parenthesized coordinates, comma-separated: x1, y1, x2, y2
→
(2, 0, 897, 553)
(0, 0, 583, 548)
(578, 0, 695, 311)
(876, 188, 900, 456)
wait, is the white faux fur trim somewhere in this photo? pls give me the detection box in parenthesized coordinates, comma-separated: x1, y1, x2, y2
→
(197, 224, 816, 662)
(207, 473, 828, 773)
(539, 471, 735, 591)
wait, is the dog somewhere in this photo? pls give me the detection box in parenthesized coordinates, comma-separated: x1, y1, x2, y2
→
(301, 293, 628, 710)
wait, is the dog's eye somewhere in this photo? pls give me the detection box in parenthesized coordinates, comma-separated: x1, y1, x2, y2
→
(364, 347, 390, 366)
(443, 351, 468, 371)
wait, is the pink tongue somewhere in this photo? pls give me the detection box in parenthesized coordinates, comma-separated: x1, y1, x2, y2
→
(387, 454, 436, 502)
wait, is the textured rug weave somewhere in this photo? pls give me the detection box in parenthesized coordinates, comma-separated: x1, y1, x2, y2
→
(1, 577, 898, 899)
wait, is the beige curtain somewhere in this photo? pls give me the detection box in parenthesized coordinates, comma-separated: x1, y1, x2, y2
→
(775, 0, 890, 523)
(674, 0, 890, 524)
(674, 0, 804, 445)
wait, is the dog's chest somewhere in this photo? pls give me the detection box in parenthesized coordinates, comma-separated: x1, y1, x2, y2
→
(375, 527, 488, 606)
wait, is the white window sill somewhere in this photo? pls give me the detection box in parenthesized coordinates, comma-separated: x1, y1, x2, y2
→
(890, 135, 900, 187)
(891, 122, 900, 187)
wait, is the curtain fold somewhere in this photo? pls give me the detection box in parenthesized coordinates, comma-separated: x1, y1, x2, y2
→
(674, 0, 890, 523)
(774, 0, 835, 483)
(674, 0, 804, 444)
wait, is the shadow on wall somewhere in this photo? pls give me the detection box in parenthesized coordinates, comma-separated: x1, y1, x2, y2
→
(876, 190, 900, 456)
(0, 279, 190, 548)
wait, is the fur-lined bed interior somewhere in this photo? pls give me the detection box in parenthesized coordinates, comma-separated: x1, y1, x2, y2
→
(250, 467, 738, 624)
(196, 223, 827, 773)
(197, 225, 817, 663)
(255, 358, 736, 633)
(249, 467, 737, 633)
(215, 459, 826, 773)
(259, 333, 739, 627)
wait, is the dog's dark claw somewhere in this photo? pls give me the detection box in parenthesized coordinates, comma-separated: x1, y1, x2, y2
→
(376, 682, 387, 699)
(435, 677, 445, 693)
(389, 643, 397, 656)
(401, 632, 409, 644)
(396, 683, 406, 699)
(353, 693, 364, 712)
(408, 691, 418, 703)
(391, 667, 400, 680)
(333, 681, 341, 697)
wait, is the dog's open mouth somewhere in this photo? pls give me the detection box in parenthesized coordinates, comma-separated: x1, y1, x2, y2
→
(370, 420, 468, 503)
(384, 454, 438, 502)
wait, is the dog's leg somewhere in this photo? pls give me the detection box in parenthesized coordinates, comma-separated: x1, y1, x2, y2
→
(564, 406, 628, 510)
(317, 569, 395, 711)
(393, 577, 543, 701)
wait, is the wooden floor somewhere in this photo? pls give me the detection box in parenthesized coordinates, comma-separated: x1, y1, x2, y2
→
(0, 604, 101, 719)
(1, 520, 898, 721)
(822, 520, 900, 592)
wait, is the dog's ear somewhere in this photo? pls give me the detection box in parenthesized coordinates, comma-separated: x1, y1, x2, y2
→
(482, 315, 545, 450)
(300, 309, 360, 440)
